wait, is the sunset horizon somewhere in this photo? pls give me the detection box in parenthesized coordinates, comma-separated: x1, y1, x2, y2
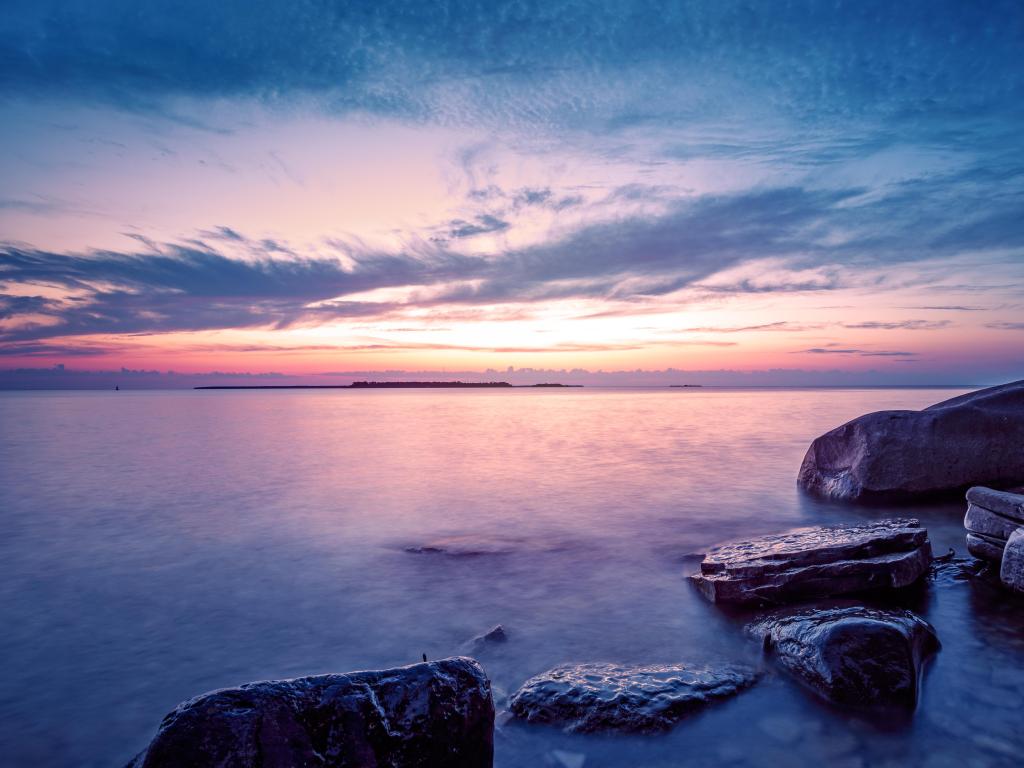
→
(3, 2, 1023, 386)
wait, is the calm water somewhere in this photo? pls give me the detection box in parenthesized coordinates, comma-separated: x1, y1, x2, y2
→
(1, 387, 1021, 767)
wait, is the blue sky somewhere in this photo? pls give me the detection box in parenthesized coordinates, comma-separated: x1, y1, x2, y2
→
(1, 1, 1023, 384)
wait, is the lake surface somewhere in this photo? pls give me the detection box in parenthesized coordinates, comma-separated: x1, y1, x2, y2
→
(1, 387, 1021, 767)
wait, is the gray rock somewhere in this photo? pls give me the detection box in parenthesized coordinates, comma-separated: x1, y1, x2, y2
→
(508, 662, 757, 733)
(462, 625, 508, 655)
(798, 380, 1024, 501)
(964, 503, 1022, 542)
(127, 657, 494, 768)
(748, 606, 940, 708)
(999, 528, 1024, 593)
(966, 532, 1006, 563)
(689, 519, 932, 605)
(967, 486, 1024, 524)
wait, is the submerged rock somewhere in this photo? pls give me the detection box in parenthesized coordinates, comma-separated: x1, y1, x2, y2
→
(462, 625, 508, 655)
(508, 662, 757, 733)
(748, 606, 939, 708)
(797, 380, 1024, 501)
(999, 529, 1024, 594)
(127, 657, 493, 768)
(928, 550, 988, 586)
(689, 519, 932, 606)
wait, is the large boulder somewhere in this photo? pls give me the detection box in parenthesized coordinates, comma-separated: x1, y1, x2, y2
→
(798, 380, 1024, 501)
(748, 606, 940, 708)
(127, 657, 494, 768)
(689, 519, 932, 606)
(508, 662, 757, 733)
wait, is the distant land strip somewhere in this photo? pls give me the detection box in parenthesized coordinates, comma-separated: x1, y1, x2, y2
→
(194, 381, 583, 389)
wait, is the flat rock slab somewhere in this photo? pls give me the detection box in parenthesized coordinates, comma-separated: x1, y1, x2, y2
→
(748, 606, 940, 709)
(508, 662, 757, 733)
(1000, 528, 1024, 593)
(798, 380, 1024, 501)
(690, 519, 932, 605)
(964, 503, 1022, 542)
(127, 657, 493, 768)
(967, 486, 1024, 524)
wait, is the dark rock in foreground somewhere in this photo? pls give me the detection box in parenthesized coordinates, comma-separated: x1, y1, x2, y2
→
(128, 657, 493, 768)
(508, 662, 757, 733)
(689, 519, 932, 606)
(748, 606, 940, 709)
(797, 380, 1024, 501)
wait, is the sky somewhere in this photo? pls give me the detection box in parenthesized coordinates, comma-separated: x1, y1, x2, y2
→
(1, 0, 1023, 386)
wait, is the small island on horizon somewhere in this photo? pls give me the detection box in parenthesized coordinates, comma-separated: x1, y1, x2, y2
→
(194, 381, 584, 390)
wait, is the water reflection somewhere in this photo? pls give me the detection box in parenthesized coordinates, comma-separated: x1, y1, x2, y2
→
(0, 387, 1021, 767)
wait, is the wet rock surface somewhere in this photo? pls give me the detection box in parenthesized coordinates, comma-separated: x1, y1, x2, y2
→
(999, 529, 1024, 594)
(963, 487, 1024, 576)
(748, 606, 940, 709)
(127, 657, 494, 768)
(508, 662, 758, 733)
(797, 380, 1024, 501)
(689, 519, 932, 605)
(928, 550, 989, 586)
(966, 532, 1006, 562)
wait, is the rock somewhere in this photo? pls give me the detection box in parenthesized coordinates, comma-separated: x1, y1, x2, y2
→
(999, 528, 1024, 593)
(966, 532, 1006, 562)
(963, 487, 1024, 565)
(689, 519, 932, 606)
(748, 606, 940, 708)
(967, 486, 1024, 523)
(508, 662, 757, 733)
(797, 380, 1024, 501)
(462, 625, 508, 655)
(964, 503, 1022, 542)
(127, 657, 494, 768)
(404, 534, 569, 557)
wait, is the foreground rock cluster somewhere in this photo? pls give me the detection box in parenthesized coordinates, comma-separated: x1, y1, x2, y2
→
(798, 379, 1024, 501)
(691, 519, 939, 710)
(128, 657, 494, 768)
(963, 485, 1024, 593)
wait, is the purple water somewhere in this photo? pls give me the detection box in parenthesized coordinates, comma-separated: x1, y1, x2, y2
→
(1, 387, 1020, 767)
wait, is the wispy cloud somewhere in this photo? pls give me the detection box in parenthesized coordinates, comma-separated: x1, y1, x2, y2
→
(796, 348, 917, 357)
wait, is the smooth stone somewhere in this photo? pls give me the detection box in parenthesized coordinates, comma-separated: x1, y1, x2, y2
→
(690, 519, 932, 606)
(797, 380, 1024, 501)
(748, 606, 939, 709)
(964, 503, 1021, 541)
(999, 528, 1024, 593)
(508, 662, 758, 733)
(966, 486, 1024, 524)
(966, 532, 1006, 563)
(127, 657, 494, 768)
